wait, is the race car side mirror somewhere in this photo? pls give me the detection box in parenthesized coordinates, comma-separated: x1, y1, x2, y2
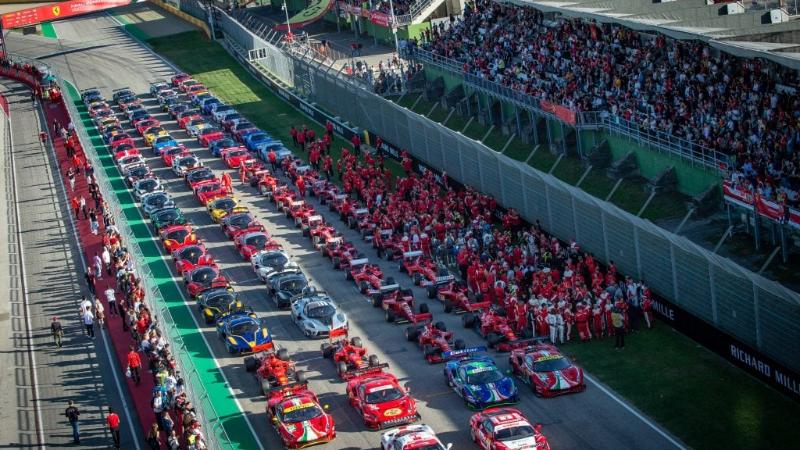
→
(271, 417, 278, 423)
(445, 444, 453, 450)
(323, 404, 330, 410)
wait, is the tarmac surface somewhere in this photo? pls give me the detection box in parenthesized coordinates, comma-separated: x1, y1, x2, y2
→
(4, 9, 686, 450)
(0, 78, 141, 448)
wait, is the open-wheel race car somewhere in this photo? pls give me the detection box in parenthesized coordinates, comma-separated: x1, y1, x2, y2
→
(320, 328, 386, 380)
(404, 321, 466, 364)
(508, 342, 585, 397)
(244, 348, 307, 394)
(437, 280, 492, 314)
(371, 284, 432, 325)
(265, 383, 336, 449)
(346, 258, 385, 294)
(462, 308, 538, 352)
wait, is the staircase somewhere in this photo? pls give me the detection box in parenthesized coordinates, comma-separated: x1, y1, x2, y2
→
(408, 0, 447, 24)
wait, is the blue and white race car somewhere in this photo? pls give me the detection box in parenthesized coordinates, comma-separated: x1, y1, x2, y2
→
(216, 312, 274, 354)
(443, 348, 518, 410)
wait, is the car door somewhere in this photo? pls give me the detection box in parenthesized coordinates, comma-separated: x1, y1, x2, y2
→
(452, 366, 467, 395)
(477, 419, 494, 450)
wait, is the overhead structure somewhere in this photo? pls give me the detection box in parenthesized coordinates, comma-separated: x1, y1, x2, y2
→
(1, 0, 145, 29)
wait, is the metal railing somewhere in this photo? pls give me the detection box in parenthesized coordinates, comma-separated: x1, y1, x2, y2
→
(411, 48, 731, 171)
(6, 54, 233, 450)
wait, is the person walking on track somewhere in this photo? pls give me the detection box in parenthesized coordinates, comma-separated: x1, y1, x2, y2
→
(51, 316, 64, 348)
(107, 407, 121, 449)
(65, 401, 80, 444)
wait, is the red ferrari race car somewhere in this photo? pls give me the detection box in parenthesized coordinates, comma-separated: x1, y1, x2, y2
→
(109, 133, 135, 149)
(178, 113, 202, 129)
(346, 258, 385, 294)
(275, 187, 300, 212)
(135, 118, 161, 135)
(193, 181, 228, 205)
(300, 214, 324, 237)
(312, 225, 339, 251)
(344, 207, 370, 229)
(371, 285, 432, 325)
(171, 73, 191, 87)
(161, 146, 190, 167)
(222, 210, 263, 238)
(258, 174, 281, 198)
(197, 127, 224, 147)
(508, 343, 585, 397)
(346, 369, 420, 430)
(159, 224, 197, 253)
(469, 407, 550, 450)
(463, 309, 537, 352)
(330, 244, 361, 271)
(265, 383, 336, 449)
(320, 328, 385, 380)
(404, 321, 466, 364)
(172, 243, 214, 274)
(437, 281, 492, 313)
(399, 252, 455, 291)
(244, 348, 307, 394)
(222, 146, 250, 168)
(234, 228, 280, 260)
(113, 148, 140, 161)
(184, 265, 230, 298)
(287, 201, 315, 226)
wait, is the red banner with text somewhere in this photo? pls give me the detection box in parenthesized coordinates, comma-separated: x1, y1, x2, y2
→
(2, 0, 138, 29)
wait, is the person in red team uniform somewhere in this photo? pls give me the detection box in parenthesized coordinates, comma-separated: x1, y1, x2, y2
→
(296, 175, 306, 197)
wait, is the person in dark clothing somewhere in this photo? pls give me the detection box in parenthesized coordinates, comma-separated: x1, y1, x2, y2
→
(65, 401, 80, 444)
(85, 270, 96, 296)
(51, 316, 64, 348)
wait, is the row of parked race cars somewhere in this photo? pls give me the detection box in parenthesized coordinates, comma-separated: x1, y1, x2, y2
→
(79, 73, 562, 450)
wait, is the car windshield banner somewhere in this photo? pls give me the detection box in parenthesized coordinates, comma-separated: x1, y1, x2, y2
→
(2, 0, 143, 29)
(274, 0, 334, 30)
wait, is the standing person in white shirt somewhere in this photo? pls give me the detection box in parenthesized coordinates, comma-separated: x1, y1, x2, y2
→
(83, 309, 95, 339)
(79, 295, 93, 315)
(104, 287, 117, 316)
(101, 247, 112, 276)
(93, 253, 103, 280)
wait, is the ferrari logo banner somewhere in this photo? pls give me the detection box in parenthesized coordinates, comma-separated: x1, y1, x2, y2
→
(274, 0, 333, 30)
(2, 0, 143, 29)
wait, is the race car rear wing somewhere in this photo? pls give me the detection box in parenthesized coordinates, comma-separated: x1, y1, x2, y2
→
(420, 274, 456, 287)
(266, 381, 308, 395)
(328, 326, 349, 342)
(409, 312, 433, 324)
(354, 208, 369, 216)
(295, 165, 312, 174)
(112, 86, 131, 92)
(402, 250, 423, 259)
(505, 337, 552, 352)
(379, 283, 401, 292)
(349, 258, 369, 267)
(442, 346, 488, 360)
(342, 363, 390, 379)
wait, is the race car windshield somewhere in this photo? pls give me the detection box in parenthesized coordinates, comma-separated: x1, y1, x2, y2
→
(180, 247, 202, 263)
(365, 387, 404, 404)
(192, 268, 216, 283)
(216, 138, 235, 147)
(229, 215, 252, 228)
(494, 425, 535, 442)
(306, 304, 335, 319)
(214, 199, 236, 210)
(532, 357, 571, 372)
(465, 367, 505, 385)
(228, 150, 246, 157)
(166, 229, 189, 242)
(206, 293, 233, 308)
(155, 136, 173, 143)
(230, 320, 258, 336)
(146, 194, 169, 207)
(138, 179, 158, 191)
(180, 158, 199, 167)
(198, 184, 220, 193)
(280, 279, 306, 293)
(155, 209, 179, 221)
(245, 235, 268, 248)
(260, 253, 288, 268)
(280, 404, 323, 424)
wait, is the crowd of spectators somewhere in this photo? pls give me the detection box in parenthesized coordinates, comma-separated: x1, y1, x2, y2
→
(346, 56, 423, 94)
(420, 0, 800, 207)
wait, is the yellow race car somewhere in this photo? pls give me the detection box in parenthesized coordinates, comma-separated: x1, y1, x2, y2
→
(144, 126, 170, 146)
(207, 196, 239, 223)
(196, 286, 239, 324)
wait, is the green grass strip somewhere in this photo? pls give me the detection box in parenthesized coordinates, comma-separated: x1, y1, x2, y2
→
(114, 14, 153, 41)
(65, 82, 261, 450)
(41, 22, 58, 39)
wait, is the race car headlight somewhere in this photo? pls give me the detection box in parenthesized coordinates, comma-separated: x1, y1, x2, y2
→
(261, 328, 269, 337)
(227, 336, 237, 345)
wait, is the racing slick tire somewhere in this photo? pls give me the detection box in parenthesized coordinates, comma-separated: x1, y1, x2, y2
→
(413, 273, 422, 286)
(302, 228, 310, 237)
(434, 321, 446, 332)
(405, 327, 419, 342)
(277, 348, 290, 361)
(427, 286, 437, 299)
(332, 257, 341, 270)
(368, 355, 380, 366)
(454, 339, 466, 350)
(371, 294, 383, 308)
(443, 300, 454, 314)
(486, 332, 501, 348)
(385, 276, 396, 285)
(295, 370, 308, 384)
(385, 309, 396, 323)
(350, 337, 363, 348)
(337, 361, 348, 376)
(345, 270, 353, 281)
(261, 380, 272, 395)
(401, 288, 414, 297)
(462, 313, 477, 328)
(422, 344, 435, 356)
(359, 281, 369, 294)
(321, 344, 335, 359)
(398, 264, 406, 273)
(419, 303, 430, 314)
(244, 356, 259, 372)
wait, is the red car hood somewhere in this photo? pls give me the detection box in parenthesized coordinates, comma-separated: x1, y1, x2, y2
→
(279, 413, 332, 444)
(366, 396, 415, 421)
(533, 367, 582, 390)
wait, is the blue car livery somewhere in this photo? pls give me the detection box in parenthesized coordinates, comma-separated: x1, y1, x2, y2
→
(216, 312, 274, 354)
(444, 351, 518, 410)
(243, 131, 272, 152)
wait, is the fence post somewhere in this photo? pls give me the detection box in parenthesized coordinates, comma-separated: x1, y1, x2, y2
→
(669, 243, 679, 301)
(753, 283, 762, 349)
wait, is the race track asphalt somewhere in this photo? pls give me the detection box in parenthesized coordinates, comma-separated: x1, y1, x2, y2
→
(6, 11, 686, 450)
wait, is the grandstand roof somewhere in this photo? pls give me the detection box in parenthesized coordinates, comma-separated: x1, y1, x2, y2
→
(504, 0, 800, 69)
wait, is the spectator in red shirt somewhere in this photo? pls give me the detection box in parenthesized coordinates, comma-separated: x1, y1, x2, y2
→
(106, 407, 121, 449)
(127, 345, 142, 385)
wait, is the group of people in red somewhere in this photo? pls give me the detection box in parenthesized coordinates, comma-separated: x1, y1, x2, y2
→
(284, 123, 656, 348)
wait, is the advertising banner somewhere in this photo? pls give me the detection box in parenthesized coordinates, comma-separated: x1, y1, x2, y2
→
(2, 0, 142, 29)
(274, 0, 334, 30)
(369, 11, 390, 26)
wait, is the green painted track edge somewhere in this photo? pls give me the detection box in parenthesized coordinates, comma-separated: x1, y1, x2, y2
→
(64, 82, 261, 450)
(41, 22, 58, 39)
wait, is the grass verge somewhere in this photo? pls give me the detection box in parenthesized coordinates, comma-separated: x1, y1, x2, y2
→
(131, 24, 800, 450)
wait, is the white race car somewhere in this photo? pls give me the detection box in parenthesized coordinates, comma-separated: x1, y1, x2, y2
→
(381, 424, 452, 450)
(290, 292, 347, 338)
(250, 250, 299, 282)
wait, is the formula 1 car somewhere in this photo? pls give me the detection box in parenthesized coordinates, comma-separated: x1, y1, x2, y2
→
(371, 285, 432, 325)
(463, 309, 535, 351)
(251, 250, 298, 282)
(380, 424, 452, 450)
(173, 244, 214, 274)
(196, 287, 239, 324)
(267, 269, 309, 308)
(159, 224, 197, 253)
(290, 291, 348, 338)
(443, 349, 518, 410)
(266, 383, 336, 449)
(184, 265, 230, 298)
(346, 258, 385, 294)
(404, 321, 466, 364)
(150, 207, 187, 231)
(320, 328, 384, 379)
(346, 370, 420, 430)
(508, 343, 585, 397)
(234, 228, 280, 260)
(217, 312, 273, 354)
(244, 348, 306, 393)
(437, 281, 492, 314)
(469, 407, 550, 450)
